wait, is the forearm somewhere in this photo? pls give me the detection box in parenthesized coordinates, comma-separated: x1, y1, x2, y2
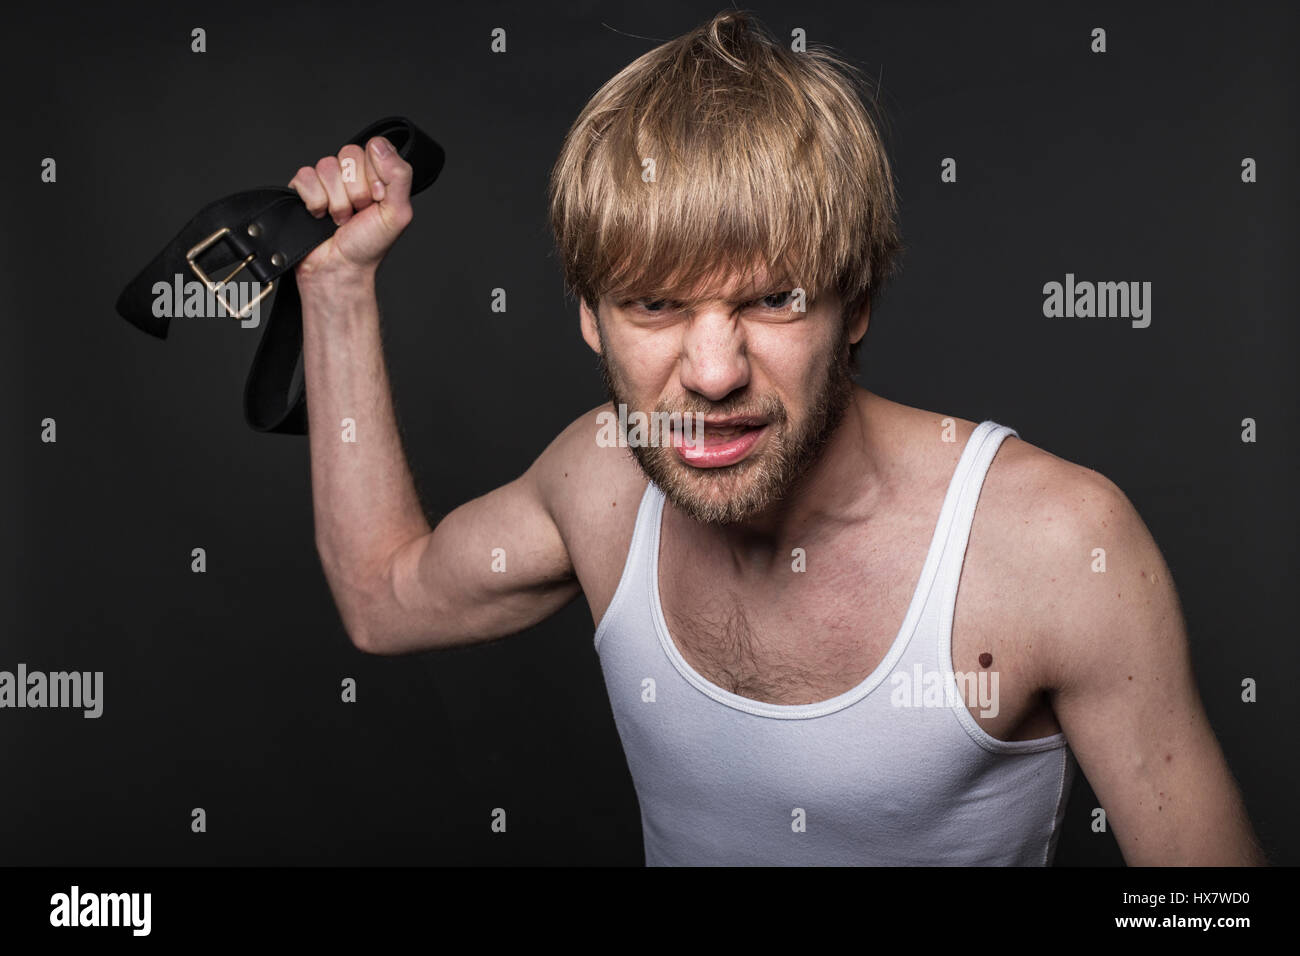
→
(300, 271, 431, 640)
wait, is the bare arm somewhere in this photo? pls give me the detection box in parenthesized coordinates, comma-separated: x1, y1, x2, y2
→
(291, 137, 580, 654)
(1035, 469, 1266, 865)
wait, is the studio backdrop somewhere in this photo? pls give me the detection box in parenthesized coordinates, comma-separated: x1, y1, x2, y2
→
(3, 0, 1296, 865)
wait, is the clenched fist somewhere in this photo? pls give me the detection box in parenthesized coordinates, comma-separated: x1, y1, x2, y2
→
(288, 136, 414, 283)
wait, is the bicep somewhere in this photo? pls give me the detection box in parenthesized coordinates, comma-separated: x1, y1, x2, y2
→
(1042, 475, 1264, 864)
(373, 455, 581, 654)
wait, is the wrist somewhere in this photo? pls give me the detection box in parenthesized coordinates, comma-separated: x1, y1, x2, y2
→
(296, 265, 378, 301)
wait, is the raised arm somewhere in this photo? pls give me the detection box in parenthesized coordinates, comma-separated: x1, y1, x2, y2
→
(290, 136, 580, 655)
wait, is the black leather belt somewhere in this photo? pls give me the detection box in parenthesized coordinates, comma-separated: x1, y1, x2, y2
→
(115, 116, 445, 434)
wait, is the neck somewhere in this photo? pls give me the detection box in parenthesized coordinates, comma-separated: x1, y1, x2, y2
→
(703, 387, 890, 565)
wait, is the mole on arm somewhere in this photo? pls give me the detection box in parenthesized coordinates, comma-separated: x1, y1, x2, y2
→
(978, 652, 993, 668)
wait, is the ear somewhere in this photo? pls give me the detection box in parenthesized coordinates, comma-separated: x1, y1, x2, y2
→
(848, 296, 871, 346)
(579, 297, 602, 354)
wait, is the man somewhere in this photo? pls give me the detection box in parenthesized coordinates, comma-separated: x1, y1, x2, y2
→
(287, 11, 1264, 864)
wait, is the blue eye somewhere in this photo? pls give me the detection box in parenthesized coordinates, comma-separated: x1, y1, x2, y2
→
(623, 292, 796, 315)
(757, 291, 794, 309)
(630, 298, 679, 314)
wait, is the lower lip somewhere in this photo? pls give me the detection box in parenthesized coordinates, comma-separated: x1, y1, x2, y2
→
(674, 425, 767, 468)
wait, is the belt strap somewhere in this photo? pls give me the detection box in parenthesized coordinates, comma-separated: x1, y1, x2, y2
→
(115, 116, 445, 434)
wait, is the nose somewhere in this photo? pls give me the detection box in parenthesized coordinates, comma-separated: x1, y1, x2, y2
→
(677, 306, 750, 402)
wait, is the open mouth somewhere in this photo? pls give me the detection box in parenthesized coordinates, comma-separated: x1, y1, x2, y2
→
(670, 418, 769, 468)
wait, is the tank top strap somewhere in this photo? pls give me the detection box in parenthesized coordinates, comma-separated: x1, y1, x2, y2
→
(929, 420, 1018, 625)
(593, 479, 664, 652)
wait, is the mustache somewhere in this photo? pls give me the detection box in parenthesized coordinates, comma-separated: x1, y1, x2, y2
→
(596, 346, 788, 423)
(651, 394, 788, 422)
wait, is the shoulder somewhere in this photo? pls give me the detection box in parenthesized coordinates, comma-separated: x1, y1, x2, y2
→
(976, 427, 1185, 692)
(529, 402, 649, 522)
(981, 428, 1124, 534)
(527, 402, 650, 621)
(982, 428, 1152, 582)
(863, 399, 1133, 557)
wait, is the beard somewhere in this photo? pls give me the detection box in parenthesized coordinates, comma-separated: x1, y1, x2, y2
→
(596, 323, 856, 526)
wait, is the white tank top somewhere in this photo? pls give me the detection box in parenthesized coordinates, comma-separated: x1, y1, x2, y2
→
(593, 420, 1075, 865)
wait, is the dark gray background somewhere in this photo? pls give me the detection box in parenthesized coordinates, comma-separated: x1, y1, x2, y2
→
(3, 0, 1295, 865)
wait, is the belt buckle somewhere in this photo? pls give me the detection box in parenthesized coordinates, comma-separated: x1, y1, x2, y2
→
(185, 227, 274, 320)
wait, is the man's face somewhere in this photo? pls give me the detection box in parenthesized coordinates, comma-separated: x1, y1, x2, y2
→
(582, 271, 863, 526)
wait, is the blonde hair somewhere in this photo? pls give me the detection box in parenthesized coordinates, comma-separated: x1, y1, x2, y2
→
(547, 9, 903, 355)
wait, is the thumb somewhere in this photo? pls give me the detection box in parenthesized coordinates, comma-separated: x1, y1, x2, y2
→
(365, 136, 413, 208)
